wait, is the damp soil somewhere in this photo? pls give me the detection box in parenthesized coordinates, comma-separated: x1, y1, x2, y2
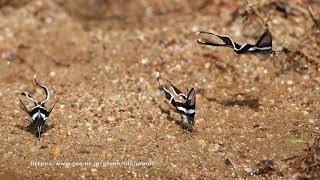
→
(0, 0, 320, 179)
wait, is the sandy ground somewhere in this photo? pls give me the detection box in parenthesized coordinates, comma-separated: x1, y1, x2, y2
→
(0, 0, 320, 179)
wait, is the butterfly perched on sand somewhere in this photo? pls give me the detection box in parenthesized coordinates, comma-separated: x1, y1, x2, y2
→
(197, 29, 275, 56)
(156, 74, 196, 132)
(19, 77, 55, 140)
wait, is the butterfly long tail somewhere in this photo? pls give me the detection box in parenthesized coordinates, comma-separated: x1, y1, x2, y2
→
(37, 126, 41, 141)
(196, 31, 230, 47)
(34, 77, 50, 105)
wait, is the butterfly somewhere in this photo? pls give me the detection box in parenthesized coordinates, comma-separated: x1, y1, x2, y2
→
(156, 75, 196, 132)
(197, 29, 275, 56)
(19, 78, 55, 140)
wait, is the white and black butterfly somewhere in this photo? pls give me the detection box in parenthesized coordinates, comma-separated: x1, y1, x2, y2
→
(197, 29, 275, 56)
(157, 76, 196, 132)
(19, 78, 55, 140)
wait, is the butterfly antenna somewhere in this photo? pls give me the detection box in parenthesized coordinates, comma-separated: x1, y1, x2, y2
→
(274, 39, 287, 53)
(270, 40, 286, 67)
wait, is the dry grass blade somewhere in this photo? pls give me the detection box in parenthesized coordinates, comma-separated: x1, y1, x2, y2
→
(291, 137, 320, 178)
(307, 6, 320, 29)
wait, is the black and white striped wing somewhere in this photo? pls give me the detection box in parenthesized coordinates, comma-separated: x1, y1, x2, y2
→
(197, 31, 253, 54)
(167, 80, 187, 100)
(159, 83, 176, 104)
(255, 30, 272, 49)
(248, 29, 273, 53)
(30, 107, 49, 121)
(197, 31, 237, 48)
(21, 92, 38, 106)
(179, 88, 196, 131)
(185, 88, 196, 119)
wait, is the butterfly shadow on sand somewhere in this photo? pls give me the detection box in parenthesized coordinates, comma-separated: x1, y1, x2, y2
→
(158, 104, 182, 126)
(206, 93, 260, 111)
(15, 123, 55, 139)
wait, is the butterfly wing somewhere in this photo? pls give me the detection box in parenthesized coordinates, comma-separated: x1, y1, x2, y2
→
(197, 31, 250, 54)
(255, 29, 272, 48)
(167, 80, 187, 100)
(197, 31, 238, 48)
(215, 35, 242, 49)
(179, 88, 196, 131)
(21, 92, 38, 106)
(186, 88, 196, 114)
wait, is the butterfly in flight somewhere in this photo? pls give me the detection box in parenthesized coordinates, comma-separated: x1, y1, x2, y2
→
(197, 29, 275, 56)
(19, 77, 55, 140)
(156, 74, 196, 132)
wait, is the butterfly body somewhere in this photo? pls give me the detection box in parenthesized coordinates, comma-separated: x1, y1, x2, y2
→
(197, 29, 274, 56)
(19, 78, 55, 140)
(157, 77, 196, 132)
(31, 106, 50, 134)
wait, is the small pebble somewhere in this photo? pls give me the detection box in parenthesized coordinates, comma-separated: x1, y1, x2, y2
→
(50, 71, 56, 77)
(208, 143, 223, 152)
(287, 80, 294, 85)
(140, 58, 149, 65)
(198, 139, 206, 147)
(97, 126, 105, 132)
(204, 62, 210, 69)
